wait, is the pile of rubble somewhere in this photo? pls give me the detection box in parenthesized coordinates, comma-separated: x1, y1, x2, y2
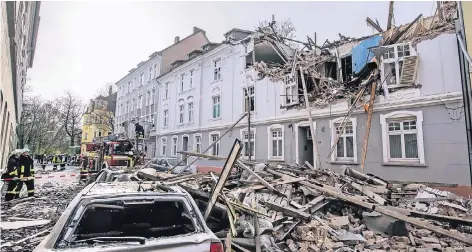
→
(0, 179, 85, 251)
(140, 150, 472, 252)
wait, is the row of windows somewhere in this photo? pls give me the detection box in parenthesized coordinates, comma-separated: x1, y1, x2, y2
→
(118, 63, 158, 97)
(159, 112, 423, 165)
(118, 89, 155, 115)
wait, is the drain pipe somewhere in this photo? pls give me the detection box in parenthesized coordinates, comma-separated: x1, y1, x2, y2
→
(456, 1, 472, 186)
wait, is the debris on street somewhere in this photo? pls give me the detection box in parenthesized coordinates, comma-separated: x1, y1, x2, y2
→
(0, 178, 84, 251)
(137, 150, 472, 252)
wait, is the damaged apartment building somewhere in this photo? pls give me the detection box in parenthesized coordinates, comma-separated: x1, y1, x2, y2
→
(155, 2, 470, 185)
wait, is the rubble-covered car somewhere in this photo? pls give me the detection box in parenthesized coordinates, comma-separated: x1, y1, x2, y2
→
(34, 181, 224, 252)
(94, 168, 137, 183)
(149, 157, 193, 174)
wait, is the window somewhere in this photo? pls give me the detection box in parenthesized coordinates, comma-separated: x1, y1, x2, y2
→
(134, 77, 137, 89)
(164, 82, 169, 99)
(335, 123, 354, 160)
(152, 89, 156, 104)
(140, 73, 144, 86)
(161, 137, 167, 156)
(268, 125, 284, 160)
(241, 129, 255, 159)
(149, 67, 152, 81)
(180, 74, 185, 93)
(178, 99, 184, 124)
(127, 81, 131, 92)
(284, 75, 298, 105)
(84, 133, 88, 141)
(163, 109, 168, 127)
(151, 115, 155, 127)
(210, 132, 220, 156)
(212, 96, 221, 119)
(213, 58, 221, 81)
(243, 86, 255, 112)
(329, 118, 358, 163)
(138, 95, 143, 109)
(188, 102, 194, 123)
(380, 111, 425, 164)
(171, 136, 178, 156)
(126, 101, 130, 113)
(190, 70, 194, 88)
(382, 43, 418, 87)
(194, 134, 202, 153)
(153, 64, 158, 78)
(147, 91, 151, 106)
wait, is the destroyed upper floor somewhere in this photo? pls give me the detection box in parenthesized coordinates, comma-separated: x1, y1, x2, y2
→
(246, 2, 460, 109)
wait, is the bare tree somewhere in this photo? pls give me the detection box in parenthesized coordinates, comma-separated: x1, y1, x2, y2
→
(258, 18, 297, 45)
(93, 82, 115, 98)
(57, 91, 85, 147)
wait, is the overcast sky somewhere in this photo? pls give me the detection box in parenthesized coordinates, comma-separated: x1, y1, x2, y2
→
(28, 1, 437, 102)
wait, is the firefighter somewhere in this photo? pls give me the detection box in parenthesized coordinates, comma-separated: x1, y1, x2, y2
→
(17, 149, 35, 197)
(79, 155, 89, 181)
(52, 154, 59, 170)
(3, 150, 21, 201)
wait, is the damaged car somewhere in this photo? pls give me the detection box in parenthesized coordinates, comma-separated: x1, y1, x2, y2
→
(34, 181, 223, 252)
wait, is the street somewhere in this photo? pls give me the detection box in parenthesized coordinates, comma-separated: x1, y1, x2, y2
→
(0, 164, 84, 251)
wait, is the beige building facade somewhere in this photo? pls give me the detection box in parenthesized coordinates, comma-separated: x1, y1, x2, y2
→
(0, 1, 40, 168)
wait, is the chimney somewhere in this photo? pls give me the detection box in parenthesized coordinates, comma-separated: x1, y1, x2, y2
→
(109, 86, 113, 96)
(174, 36, 180, 43)
(193, 27, 200, 33)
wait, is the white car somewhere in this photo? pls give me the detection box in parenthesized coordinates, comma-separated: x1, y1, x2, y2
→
(34, 181, 223, 252)
(149, 157, 196, 174)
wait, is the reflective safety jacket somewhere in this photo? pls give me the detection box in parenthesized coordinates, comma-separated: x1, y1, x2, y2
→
(19, 155, 34, 179)
(1, 155, 20, 179)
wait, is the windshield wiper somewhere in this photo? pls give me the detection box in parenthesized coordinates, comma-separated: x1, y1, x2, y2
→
(71, 236, 146, 245)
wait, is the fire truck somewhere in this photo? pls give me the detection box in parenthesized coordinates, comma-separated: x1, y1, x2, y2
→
(81, 135, 138, 181)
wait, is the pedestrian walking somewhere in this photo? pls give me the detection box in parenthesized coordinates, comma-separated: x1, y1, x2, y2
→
(2, 150, 21, 201)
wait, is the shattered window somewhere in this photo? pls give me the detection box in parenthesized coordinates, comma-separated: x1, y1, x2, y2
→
(242, 131, 255, 158)
(284, 75, 298, 105)
(243, 86, 255, 112)
(179, 104, 184, 124)
(382, 43, 414, 87)
(64, 199, 197, 246)
(383, 47, 395, 59)
(384, 62, 397, 86)
(387, 118, 419, 161)
(271, 128, 283, 158)
(213, 58, 221, 81)
(334, 122, 354, 160)
(397, 45, 410, 57)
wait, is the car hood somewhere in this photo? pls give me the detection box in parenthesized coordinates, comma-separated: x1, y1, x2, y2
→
(34, 232, 216, 252)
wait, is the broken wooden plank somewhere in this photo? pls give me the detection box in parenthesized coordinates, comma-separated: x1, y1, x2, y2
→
(349, 181, 386, 205)
(252, 193, 261, 252)
(299, 195, 325, 212)
(360, 79, 377, 172)
(290, 201, 303, 209)
(237, 160, 276, 192)
(228, 200, 270, 217)
(265, 201, 311, 220)
(242, 177, 306, 192)
(203, 139, 243, 220)
(304, 161, 315, 171)
(300, 65, 322, 169)
(231, 241, 252, 252)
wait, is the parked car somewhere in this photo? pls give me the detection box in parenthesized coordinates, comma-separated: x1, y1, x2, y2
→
(94, 168, 136, 183)
(34, 181, 223, 252)
(149, 157, 194, 174)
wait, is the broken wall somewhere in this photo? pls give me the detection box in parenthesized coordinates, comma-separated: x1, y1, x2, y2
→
(416, 33, 463, 96)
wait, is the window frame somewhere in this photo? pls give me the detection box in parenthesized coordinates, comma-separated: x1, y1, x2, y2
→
(190, 70, 194, 88)
(243, 86, 255, 113)
(163, 109, 169, 127)
(171, 136, 178, 157)
(380, 110, 425, 165)
(212, 95, 221, 119)
(164, 82, 169, 99)
(188, 101, 194, 123)
(283, 75, 299, 106)
(267, 124, 285, 160)
(178, 99, 185, 125)
(329, 117, 358, 163)
(161, 137, 167, 156)
(209, 131, 220, 156)
(381, 43, 416, 88)
(180, 73, 185, 93)
(213, 58, 221, 81)
(148, 67, 152, 81)
(240, 128, 256, 160)
(140, 73, 144, 86)
(194, 133, 202, 154)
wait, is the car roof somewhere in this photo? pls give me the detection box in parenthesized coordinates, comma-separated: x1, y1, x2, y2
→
(82, 181, 186, 197)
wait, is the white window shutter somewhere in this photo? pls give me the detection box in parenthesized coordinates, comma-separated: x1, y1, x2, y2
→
(400, 55, 419, 85)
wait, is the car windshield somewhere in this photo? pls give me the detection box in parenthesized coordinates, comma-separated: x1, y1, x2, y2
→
(166, 159, 179, 166)
(59, 198, 197, 248)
